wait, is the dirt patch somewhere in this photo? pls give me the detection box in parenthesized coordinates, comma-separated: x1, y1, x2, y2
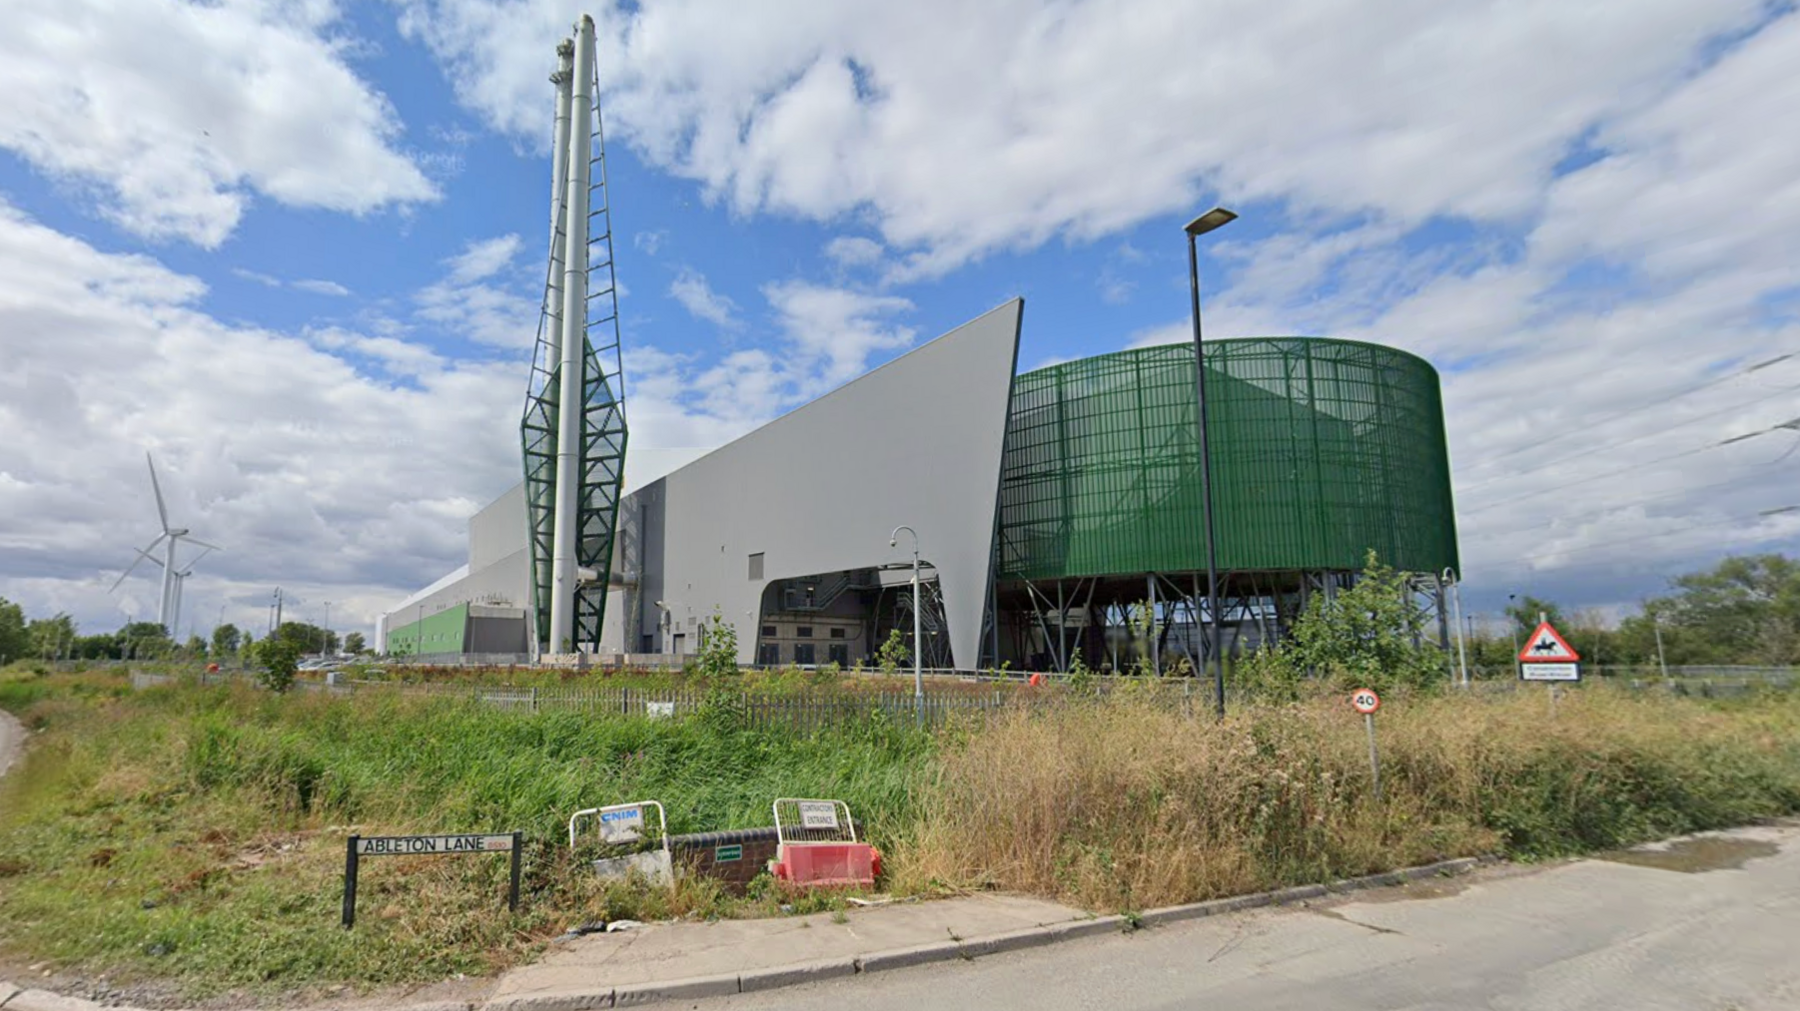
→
(1598, 835, 1781, 873)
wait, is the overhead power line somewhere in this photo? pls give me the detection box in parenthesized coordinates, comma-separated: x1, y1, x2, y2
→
(1463, 414, 1800, 516)
(1476, 501, 1800, 576)
(1461, 351, 1795, 476)
(1459, 375, 1800, 494)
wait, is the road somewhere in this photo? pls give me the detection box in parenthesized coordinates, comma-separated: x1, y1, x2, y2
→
(711, 823, 1800, 1011)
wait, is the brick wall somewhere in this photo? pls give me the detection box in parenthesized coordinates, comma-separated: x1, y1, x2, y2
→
(669, 827, 780, 890)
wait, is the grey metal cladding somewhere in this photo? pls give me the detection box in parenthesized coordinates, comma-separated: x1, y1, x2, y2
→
(468, 483, 527, 572)
(648, 299, 1023, 668)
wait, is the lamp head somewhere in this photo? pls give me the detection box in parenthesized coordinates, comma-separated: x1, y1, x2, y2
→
(889, 538, 897, 548)
(1184, 207, 1238, 237)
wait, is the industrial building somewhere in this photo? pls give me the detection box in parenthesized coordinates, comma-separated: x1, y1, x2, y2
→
(378, 298, 1460, 671)
(376, 16, 1460, 672)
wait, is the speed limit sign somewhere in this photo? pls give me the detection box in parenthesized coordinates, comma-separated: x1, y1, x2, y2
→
(1350, 688, 1381, 714)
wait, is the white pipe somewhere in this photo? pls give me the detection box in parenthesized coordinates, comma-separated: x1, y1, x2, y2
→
(548, 16, 596, 653)
(545, 40, 574, 365)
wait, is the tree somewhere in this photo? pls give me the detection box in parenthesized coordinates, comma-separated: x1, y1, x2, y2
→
(184, 634, 209, 657)
(693, 611, 739, 679)
(118, 621, 173, 660)
(274, 621, 337, 655)
(1504, 595, 1565, 636)
(26, 613, 77, 660)
(253, 637, 302, 693)
(1647, 554, 1800, 666)
(1235, 552, 1446, 696)
(876, 628, 910, 676)
(0, 597, 27, 664)
(343, 631, 366, 655)
(212, 623, 242, 658)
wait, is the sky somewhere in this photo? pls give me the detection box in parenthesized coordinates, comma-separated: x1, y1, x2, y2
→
(2, 0, 1798, 643)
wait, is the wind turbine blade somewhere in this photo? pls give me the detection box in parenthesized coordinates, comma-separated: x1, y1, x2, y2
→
(186, 545, 215, 569)
(146, 452, 171, 533)
(108, 534, 167, 592)
(185, 536, 222, 552)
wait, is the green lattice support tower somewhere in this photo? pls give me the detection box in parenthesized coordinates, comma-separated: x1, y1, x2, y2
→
(522, 26, 627, 653)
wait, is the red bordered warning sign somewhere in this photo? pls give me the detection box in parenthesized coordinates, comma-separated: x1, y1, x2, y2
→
(1518, 621, 1580, 663)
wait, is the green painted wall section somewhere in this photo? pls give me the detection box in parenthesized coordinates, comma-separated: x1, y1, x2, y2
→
(998, 338, 1459, 581)
(386, 602, 468, 655)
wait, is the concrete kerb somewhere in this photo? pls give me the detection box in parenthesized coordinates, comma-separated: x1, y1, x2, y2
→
(736, 958, 858, 994)
(611, 973, 740, 1006)
(1137, 856, 1488, 929)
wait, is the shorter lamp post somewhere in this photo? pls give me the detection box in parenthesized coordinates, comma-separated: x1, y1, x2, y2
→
(890, 526, 922, 724)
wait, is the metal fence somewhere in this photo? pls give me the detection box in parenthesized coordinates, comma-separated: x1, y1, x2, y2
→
(127, 663, 1795, 731)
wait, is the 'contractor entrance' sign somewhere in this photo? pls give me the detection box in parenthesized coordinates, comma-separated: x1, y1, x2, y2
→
(342, 831, 522, 928)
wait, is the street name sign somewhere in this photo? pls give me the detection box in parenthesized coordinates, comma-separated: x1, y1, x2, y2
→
(357, 834, 514, 856)
(343, 831, 522, 928)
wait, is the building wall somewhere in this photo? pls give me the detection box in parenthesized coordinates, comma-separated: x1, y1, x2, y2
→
(999, 338, 1459, 581)
(611, 300, 1023, 669)
(386, 601, 470, 655)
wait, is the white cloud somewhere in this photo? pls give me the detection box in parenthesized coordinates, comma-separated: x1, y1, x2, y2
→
(823, 235, 883, 268)
(293, 278, 352, 297)
(0, 199, 517, 637)
(399, 0, 1770, 276)
(668, 267, 741, 329)
(763, 281, 914, 389)
(415, 233, 539, 347)
(634, 230, 668, 256)
(231, 269, 351, 296)
(0, 0, 438, 247)
(232, 268, 283, 288)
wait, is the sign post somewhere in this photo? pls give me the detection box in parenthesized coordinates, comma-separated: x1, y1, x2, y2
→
(1517, 620, 1581, 712)
(1350, 688, 1382, 800)
(342, 832, 522, 929)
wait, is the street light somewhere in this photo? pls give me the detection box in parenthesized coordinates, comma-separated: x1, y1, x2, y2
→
(1185, 206, 1236, 719)
(890, 526, 922, 724)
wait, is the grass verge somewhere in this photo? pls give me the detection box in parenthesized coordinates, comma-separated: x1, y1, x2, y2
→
(2, 667, 1798, 998)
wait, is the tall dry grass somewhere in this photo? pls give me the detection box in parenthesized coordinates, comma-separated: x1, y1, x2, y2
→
(892, 686, 1800, 911)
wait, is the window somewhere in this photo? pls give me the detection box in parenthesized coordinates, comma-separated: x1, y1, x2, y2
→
(829, 627, 846, 639)
(797, 626, 813, 638)
(762, 625, 777, 638)
(794, 643, 816, 665)
(748, 553, 764, 580)
(757, 643, 779, 666)
(828, 644, 850, 666)
(641, 635, 655, 652)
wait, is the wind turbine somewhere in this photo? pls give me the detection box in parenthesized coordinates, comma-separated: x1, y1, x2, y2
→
(110, 453, 220, 634)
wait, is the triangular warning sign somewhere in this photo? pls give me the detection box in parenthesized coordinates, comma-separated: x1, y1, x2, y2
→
(1519, 621, 1580, 663)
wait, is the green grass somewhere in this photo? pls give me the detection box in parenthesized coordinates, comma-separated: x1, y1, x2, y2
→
(3, 668, 1798, 998)
(0, 672, 930, 997)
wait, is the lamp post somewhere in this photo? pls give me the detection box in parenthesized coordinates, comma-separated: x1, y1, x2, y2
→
(1185, 206, 1236, 719)
(890, 525, 922, 724)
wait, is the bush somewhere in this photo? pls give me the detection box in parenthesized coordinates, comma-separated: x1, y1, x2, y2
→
(252, 638, 301, 693)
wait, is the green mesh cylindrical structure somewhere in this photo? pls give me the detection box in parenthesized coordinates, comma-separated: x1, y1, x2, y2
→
(998, 339, 1458, 582)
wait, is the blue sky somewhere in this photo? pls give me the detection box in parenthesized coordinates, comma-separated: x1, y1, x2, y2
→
(1, 0, 1797, 641)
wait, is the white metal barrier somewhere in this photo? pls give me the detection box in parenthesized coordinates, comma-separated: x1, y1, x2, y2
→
(773, 798, 857, 844)
(568, 799, 668, 850)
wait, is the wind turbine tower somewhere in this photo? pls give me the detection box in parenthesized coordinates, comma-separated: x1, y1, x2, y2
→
(111, 453, 221, 634)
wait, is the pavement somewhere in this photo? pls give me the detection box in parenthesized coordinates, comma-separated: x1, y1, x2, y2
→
(707, 822, 1800, 1011)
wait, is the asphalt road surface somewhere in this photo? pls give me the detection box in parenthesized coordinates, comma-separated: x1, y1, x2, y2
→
(711, 823, 1800, 1011)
